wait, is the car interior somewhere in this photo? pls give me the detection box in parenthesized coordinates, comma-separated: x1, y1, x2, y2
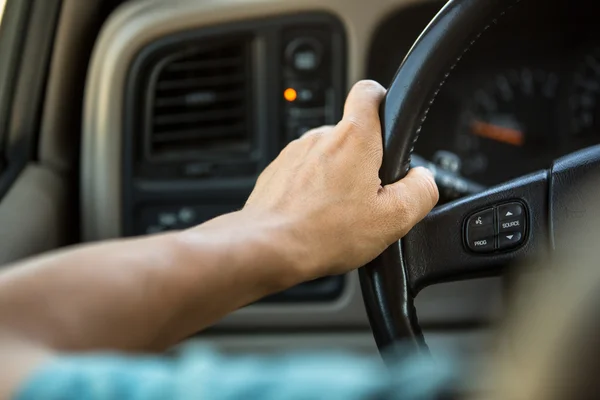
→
(1, 0, 600, 392)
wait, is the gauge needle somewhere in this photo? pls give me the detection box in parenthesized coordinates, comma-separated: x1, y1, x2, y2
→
(471, 120, 525, 147)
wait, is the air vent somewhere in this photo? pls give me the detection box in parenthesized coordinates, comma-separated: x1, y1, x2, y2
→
(145, 37, 253, 161)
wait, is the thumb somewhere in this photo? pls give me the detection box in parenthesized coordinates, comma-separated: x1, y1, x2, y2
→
(378, 167, 439, 240)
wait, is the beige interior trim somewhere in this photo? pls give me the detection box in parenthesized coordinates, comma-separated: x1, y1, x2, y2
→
(39, 0, 106, 173)
(189, 329, 492, 363)
(0, 165, 67, 266)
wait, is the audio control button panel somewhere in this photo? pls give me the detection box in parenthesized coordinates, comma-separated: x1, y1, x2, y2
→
(465, 201, 528, 254)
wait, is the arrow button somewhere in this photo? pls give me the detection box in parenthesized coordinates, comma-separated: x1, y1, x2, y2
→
(498, 203, 524, 221)
(498, 232, 523, 250)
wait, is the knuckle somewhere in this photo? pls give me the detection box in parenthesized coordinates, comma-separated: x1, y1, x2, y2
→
(421, 174, 440, 205)
(282, 138, 302, 154)
(335, 121, 382, 161)
(347, 116, 366, 131)
(321, 136, 345, 157)
(337, 120, 378, 147)
(301, 130, 322, 143)
(352, 79, 385, 94)
(339, 116, 381, 142)
(302, 125, 332, 139)
(301, 132, 324, 151)
(338, 116, 364, 133)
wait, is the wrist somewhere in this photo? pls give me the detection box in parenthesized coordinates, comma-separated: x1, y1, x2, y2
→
(177, 210, 311, 295)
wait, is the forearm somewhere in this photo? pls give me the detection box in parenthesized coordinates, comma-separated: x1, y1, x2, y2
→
(0, 211, 305, 352)
(158, 210, 307, 345)
(0, 80, 439, 400)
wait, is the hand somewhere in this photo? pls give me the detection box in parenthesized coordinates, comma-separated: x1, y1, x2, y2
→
(0, 81, 438, 369)
(243, 80, 439, 279)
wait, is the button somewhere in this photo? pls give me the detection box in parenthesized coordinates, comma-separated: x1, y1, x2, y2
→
(468, 225, 495, 241)
(298, 88, 315, 102)
(158, 212, 177, 226)
(465, 201, 527, 254)
(287, 107, 326, 119)
(467, 236, 495, 253)
(146, 225, 164, 235)
(467, 209, 494, 230)
(498, 232, 524, 250)
(285, 38, 323, 73)
(499, 218, 524, 233)
(466, 208, 496, 253)
(178, 207, 196, 224)
(498, 203, 524, 221)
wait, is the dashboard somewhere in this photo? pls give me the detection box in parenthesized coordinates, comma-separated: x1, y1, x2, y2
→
(370, 0, 600, 188)
(80, 0, 598, 358)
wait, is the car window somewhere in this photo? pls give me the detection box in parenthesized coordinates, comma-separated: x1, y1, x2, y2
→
(0, 0, 28, 176)
(0, 0, 13, 173)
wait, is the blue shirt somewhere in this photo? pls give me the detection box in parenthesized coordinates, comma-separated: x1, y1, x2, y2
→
(15, 345, 459, 400)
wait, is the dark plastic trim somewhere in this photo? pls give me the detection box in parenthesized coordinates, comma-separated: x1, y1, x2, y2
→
(141, 35, 256, 163)
(122, 12, 347, 303)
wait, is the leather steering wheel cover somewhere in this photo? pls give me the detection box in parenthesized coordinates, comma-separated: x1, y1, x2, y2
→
(359, 0, 523, 353)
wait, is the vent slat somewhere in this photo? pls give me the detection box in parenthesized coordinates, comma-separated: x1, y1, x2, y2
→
(156, 74, 245, 91)
(165, 57, 242, 72)
(152, 124, 246, 143)
(145, 37, 251, 161)
(154, 90, 245, 108)
(153, 108, 244, 126)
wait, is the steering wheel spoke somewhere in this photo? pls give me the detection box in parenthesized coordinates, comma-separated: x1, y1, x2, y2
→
(404, 170, 550, 294)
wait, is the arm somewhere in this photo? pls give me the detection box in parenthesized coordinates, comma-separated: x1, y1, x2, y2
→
(0, 213, 305, 351)
(0, 81, 438, 398)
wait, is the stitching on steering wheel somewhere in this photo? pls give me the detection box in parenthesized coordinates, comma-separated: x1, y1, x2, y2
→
(404, 0, 523, 174)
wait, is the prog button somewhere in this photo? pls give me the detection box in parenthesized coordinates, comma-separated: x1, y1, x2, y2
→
(466, 208, 496, 253)
(467, 236, 495, 253)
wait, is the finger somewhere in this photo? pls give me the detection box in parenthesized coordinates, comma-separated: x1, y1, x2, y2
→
(378, 167, 439, 239)
(341, 80, 386, 142)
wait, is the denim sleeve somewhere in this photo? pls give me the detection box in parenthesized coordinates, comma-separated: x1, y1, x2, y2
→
(14, 345, 459, 400)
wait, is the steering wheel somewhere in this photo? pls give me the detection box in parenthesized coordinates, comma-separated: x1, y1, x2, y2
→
(359, 0, 600, 355)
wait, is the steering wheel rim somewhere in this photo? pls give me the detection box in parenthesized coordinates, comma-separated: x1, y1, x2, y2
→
(359, 0, 528, 355)
(361, 0, 600, 358)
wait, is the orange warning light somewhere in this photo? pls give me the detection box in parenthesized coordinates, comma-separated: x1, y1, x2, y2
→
(284, 88, 297, 102)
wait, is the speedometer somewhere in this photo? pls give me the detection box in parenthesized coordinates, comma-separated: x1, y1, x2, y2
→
(454, 68, 560, 185)
(415, 51, 600, 193)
